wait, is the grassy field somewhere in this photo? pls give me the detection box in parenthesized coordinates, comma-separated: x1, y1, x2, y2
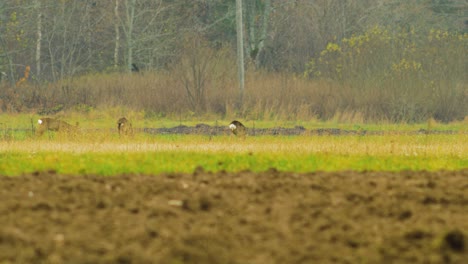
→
(1, 111, 468, 132)
(0, 113, 466, 176)
(1, 131, 466, 176)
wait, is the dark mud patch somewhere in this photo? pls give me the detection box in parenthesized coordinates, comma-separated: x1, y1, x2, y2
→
(142, 125, 464, 136)
(1, 170, 467, 263)
(13, 125, 466, 137)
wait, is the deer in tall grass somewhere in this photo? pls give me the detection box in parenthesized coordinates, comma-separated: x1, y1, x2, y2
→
(36, 117, 79, 136)
(229, 120, 246, 138)
(117, 117, 133, 136)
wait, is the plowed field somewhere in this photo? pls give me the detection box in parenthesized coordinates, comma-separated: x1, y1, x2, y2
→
(1, 170, 467, 263)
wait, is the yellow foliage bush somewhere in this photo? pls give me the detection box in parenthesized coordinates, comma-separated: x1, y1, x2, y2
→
(305, 26, 467, 122)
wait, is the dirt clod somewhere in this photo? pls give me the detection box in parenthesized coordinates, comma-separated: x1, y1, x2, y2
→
(444, 230, 465, 252)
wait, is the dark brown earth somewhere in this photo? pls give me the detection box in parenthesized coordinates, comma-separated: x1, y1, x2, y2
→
(142, 125, 464, 136)
(1, 170, 467, 264)
(13, 124, 466, 139)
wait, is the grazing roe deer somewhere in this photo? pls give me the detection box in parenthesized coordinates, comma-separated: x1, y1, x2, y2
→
(229, 120, 246, 138)
(117, 117, 133, 136)
(36, 117, 78, 136)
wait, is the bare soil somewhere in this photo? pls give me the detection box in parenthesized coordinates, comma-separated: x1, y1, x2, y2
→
(143, 124, 463, 136)
(0, 170, 467, 263)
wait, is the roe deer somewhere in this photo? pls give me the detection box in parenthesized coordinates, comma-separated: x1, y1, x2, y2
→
(118, 117, 133, 136)
(36, 118, 78, 136)
(229, 120, 246, 138)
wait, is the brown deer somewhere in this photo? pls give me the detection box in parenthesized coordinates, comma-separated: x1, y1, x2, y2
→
(36, 117, 79, 136)
(117, 117, 133, 136)
(229, 120, 246, 138)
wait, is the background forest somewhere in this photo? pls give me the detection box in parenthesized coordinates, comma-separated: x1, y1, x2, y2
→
(0, 0, 467, 123)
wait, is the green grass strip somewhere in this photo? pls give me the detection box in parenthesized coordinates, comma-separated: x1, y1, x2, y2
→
(1, 151, 466, 176)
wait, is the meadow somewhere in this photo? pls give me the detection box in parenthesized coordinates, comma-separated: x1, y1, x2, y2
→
(0, 113, 466, 176)
(1, 114, 467, 263)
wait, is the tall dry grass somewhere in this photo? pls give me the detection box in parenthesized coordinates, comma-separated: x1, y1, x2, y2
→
(34, 71, 351, 122)
(5, 68, 466, 123)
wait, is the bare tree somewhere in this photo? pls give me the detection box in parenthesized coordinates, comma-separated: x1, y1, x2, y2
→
(175, 35, 214, 112)
(245, 0, 271, 69)
(116, 0, 178, 71)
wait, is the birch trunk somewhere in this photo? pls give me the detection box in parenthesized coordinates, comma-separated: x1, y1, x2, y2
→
(236, 0, 245, 106)
(113, 0, 120, 68)
(35, 0, 42, 78)
(125, 0, 136, 72)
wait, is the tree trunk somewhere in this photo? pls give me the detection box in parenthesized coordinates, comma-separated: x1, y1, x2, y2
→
(125, 0, 136, 72)
(114, 0, 120, 69)
(236, 0, 245, 107)
(0, 35, 16, 88)
(257, 0, 270, 67)
(245, 0, 271, 69)
(35, 0, 42, 78)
